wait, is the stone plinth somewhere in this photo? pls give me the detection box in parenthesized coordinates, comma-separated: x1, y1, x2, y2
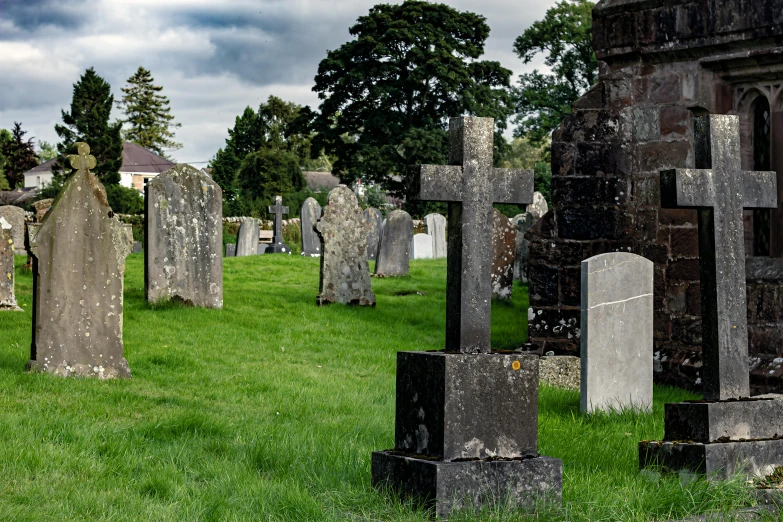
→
(664, 399, 783, 442)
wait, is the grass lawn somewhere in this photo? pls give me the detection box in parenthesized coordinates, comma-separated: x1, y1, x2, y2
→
(0, 254, 766, 521)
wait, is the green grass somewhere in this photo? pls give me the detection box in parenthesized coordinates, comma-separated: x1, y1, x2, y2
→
(0, 254, 768, 521)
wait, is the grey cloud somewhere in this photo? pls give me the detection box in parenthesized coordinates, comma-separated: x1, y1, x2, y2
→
(0, 0, 92, 33)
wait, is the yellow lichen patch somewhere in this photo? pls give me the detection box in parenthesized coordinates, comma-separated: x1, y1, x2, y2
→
(512, 360, 521, 371)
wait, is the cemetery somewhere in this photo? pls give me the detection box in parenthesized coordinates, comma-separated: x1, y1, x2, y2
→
(2, 0, 783, 519)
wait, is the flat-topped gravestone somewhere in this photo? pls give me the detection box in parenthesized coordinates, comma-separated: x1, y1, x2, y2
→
(315, 185, 375, 306)
(410, 233, 433, 259)
(513, 212, 537, 282)
(0, 217, 21, 311)
(301, 197, 322, 257)
(0, 206, 25, 254)
(424, 213, 447, 258)
(265, 196, 291, 254)
(236, 219, 259, 257)
(641, 115, 783, 478)
(491, 209, 515, 300)
(145, 163, 223, 309)
(27, 142, 133, 378)
(581, 252, 653, 413)
(374, 210, 413, 276)
(373, 117, 561, 518)
(364, 208, 383, 260)
(225, 244, 236, 257)
(132, 241, 143, 254)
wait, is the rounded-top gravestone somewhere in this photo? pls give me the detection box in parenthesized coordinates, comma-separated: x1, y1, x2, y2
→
(491, 209, 515, 300)
(236, 219, 259, 257)
(424, 213, 447, 258)
(375, 210, 413, 276)
(301, 197, 322, 257)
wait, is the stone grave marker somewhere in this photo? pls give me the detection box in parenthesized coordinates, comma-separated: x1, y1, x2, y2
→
(491, 209, 516, 300)
(641, 115, 783, 478)
(32, 199, 53, 222)
(581, 252, 653, 413)
(27, 142, 133, 378)
(265, 196, 291, 254)
(528, 191, 549, 219)
(132, 241, 143, 253)
(0, 217, 21, 311)
(301, 197, 322, 257)
(513, 212, 537, 282)
(424, 213, 446, 258)
(315, 185, 375, 306)
(372, 117, 561, 517)
(225, 244, 236, 257)
(364, 208, 383, 260)
(410, 233, 433, 259)
(236, 219, 259, 257)
(145, 163, 223, 309)
(0, 206, 25, 254)
(374, 210, 413, 276)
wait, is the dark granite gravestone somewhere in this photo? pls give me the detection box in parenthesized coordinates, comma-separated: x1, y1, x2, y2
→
(364, 208, 383, 261)
(640, 115, 782, 478)
(0, 206, 25, 254)
(374, 210, 413, 276)
(372, 117, 561, 518)
(145, 164, 223, 309)
(225, 244, 236, 257)
(301, 197, 322, 257)
(236, 219, 259, 257)
(315, 185, 375, 306)
(0, 217, 21, 311)
(264, 196, 291, 254)
(27, 142, 133, 378)
(491, 209, 515, 300)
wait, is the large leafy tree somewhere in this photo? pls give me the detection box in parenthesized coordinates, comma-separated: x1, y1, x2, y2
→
(117, 66, 181, 157)
(0, 129, 14, 190)
(310, 0, 512, 196)
(1, 122, 39, 189)
(55, 67, 123, 185)
(512, 0, 597, 144)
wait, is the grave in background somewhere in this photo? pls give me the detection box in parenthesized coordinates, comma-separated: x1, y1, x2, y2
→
(301, 197, 322, 257)
(364, 208, 383, 261)
(491, 209, 515, 300)
(265, 196, 291, 254)
(375, 210, 413, 276)
(424, 213, 447, 259)
(410, 233, 433, 259)
(0, 217, 21, 311)
(0, 206, 25, 254)
(236, 219, 259, 257)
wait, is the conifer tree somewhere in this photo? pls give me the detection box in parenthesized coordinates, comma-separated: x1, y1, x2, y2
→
(55, 67, 123, 185)
(1, 122, 39, 189)
(117, 66, 181, 157)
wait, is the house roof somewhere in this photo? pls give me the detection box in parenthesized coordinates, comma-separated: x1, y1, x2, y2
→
(304, 171, 340, 192)
(23, 142, 176, 177)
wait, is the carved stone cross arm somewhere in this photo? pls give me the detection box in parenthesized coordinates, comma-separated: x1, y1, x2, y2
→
(409, 165, 534, 205)
(661, 169, 777, 209)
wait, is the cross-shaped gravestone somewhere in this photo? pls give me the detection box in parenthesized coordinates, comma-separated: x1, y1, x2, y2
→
(265, 195, 291, 254)
(661, 115, 777, 401)
(410, 117, 534, 353)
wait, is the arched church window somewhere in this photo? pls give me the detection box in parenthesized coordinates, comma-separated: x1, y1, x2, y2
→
(753, 95, 772, 256)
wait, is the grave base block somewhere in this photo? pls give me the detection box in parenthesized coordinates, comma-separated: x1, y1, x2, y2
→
(371, 451, 562, 519)
(640, 439, 783, 479)
(264, 243, 291, 254)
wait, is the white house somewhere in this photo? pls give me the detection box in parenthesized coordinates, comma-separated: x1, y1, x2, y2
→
(23, 142, 175, 191)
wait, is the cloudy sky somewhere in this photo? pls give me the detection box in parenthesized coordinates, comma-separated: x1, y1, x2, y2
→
(0, 0, 556, 165)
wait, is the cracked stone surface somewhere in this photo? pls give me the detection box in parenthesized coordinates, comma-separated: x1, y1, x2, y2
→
(0, 206, 25, 254)
(27, 142, 132, 379)
(315, 185, 375, 306)
(0, 217, 21, 311)
(145, 164, 223, 309)
(491, 209, 515, 300)
(300, 197, 322, 257)
(375, 210, 413, 277)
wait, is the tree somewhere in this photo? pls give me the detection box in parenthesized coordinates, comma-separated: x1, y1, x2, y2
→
(55, 67, 123, 185)
(512, 0, 597, 144)
(237, 148, 304, 202)
(37, 140, 58, 164)
(310, 0, 513, 196)
(117, 66, 181, 157)
(0, 129, 13, 190)
(1, 122, 39, 189)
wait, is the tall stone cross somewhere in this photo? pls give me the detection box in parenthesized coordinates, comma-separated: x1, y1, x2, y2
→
(267, 196, 289, 245)
(661, 115, 777, 401)
(410, 117, 534, 353)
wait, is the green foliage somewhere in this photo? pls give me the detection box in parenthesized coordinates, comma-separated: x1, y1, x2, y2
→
(1, 122, 39, 189)
(55, 67, 124, 185)
(512, 0, 597, 144)
(0, 128, 11, 190)
(37, 140, 58, 164)
(117, 66, 181, 157)
(238, 148, 304, 201)
(105, 184, 144, 215)
(310, 0, 513, 196)
(534, 161, 553, 205)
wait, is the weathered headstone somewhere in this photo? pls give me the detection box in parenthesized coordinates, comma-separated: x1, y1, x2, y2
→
(0, 206, 25, 254)
(236, 219, 259, 257)
(301, 197, 322, 257)
(374, 210, 413, 276)
(527, 191, 549, 219)
(513, 212, 537, 282)
(491, 209, 516, 300)
(225, 244, 236, 257)
(145, 163, 223, 309)
(424, 213, 447, 258)
(581, 252, 653, 413)
(364, 208, 383, 261)
(410, 233, 433, 259)
(27, 142, 133, 378)
(641, 115, 783, 478)
(372, 117, 561, 518)
(264, 196, 291, 254)
(0, 217, 21, 311)
(132, 241, 143, 254)
(315, 185, 375, 306)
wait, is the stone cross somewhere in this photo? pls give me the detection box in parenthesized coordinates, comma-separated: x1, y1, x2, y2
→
(268, 196, 289, 245)
(410, 117, 534, 353)
(661, 115, 777, 401)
